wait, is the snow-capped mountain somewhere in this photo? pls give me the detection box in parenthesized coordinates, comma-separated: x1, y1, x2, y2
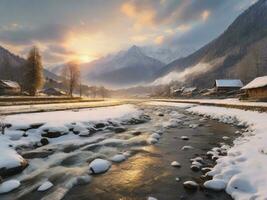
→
(52, 45, 165, 88)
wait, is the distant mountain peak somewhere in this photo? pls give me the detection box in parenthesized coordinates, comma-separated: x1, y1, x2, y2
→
(127, 45, 144, 57)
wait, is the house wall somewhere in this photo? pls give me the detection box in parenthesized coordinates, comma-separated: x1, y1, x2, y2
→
(216, 87, 241, 92)
(246, 86, 267, 101)
(0, 88, 21, 95)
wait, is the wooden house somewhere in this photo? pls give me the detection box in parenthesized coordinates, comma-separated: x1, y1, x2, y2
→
(0, 80, 21, 95)
(241, 76, 267, 101)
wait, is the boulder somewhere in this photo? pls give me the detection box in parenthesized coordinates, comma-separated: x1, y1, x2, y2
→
(183, 181, 199, 190)
(40, 138, 49, 146)
(89, 159, 111, 174)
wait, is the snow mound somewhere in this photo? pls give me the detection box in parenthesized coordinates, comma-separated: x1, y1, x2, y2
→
(111, 154, 126, 163)
(89, 158, 111, 174)
(171, 161, 181, 167)
(37, 181, 53, 191)
(0, 180, 20, 194)
(204, 179, 226, 191)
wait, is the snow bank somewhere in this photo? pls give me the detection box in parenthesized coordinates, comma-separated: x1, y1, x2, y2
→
(0, 180, 20, 194)
(188, 105, 267, 199)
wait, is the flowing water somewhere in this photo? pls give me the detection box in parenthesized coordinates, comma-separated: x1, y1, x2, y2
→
(1, 103, 239, 200)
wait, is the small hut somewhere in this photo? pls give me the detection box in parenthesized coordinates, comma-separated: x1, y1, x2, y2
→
(241, 76, 267, 101)
(0, 80, 21, 95)
(214, 79, 243, 92)
(42, 87, 66, 96)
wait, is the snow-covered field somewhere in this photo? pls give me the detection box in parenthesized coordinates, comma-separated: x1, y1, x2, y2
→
(150, 101, 267, 199)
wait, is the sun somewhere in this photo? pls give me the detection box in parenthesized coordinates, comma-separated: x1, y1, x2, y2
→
(78, 54, 96, 63)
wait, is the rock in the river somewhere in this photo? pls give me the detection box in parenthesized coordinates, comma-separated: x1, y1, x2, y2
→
(222, 136, 230, 140)
(40, 138, 49, 146)
(0, 180, 20, 194)
(191, 165, 201, 172)
(181, 136, 189, 140)
(111, 154, 126, 163)
(41, 131, 66, 138)
(94, 123, 106, 129)
(37, 181, 53, 192)
(158, 113, 164, 116)
(114, 127, 127, 133)
(76, 175, 91, 185)
(89, 159, 111, 174)
(22, 149, 54, 159)
(181, 146, 194, 150)
(183, 181, 199, 190)
(189, 124, 199, 129)
(147, 137, 158, 144)
(171, 161, 181, 167)
(148, 197, 158, 200)
(204, 179, 226, 191)
(150, 133, 160, 140)
(0, 156, 28, 178)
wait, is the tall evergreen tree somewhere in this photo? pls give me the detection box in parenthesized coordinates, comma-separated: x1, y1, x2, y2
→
(24, 46, 44, 96)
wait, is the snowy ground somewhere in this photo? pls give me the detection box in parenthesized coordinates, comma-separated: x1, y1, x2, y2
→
(154, 98, 267, 109)
(150, 101, 267, 200)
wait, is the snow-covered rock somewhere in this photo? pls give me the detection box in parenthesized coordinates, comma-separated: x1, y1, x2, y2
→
(147, 197, 158, 200)
(181, 145, 194, 150)
(171, 161, 181, 167)
(89, 159, 111, 174)
(147, 137, 158, 144)
(0, 180, 20, 194)
(111, 154, 126, 163)
(181, 136, 189, 140)
(183, 181, 199, 190)
(204, 179, 226, 191)
(37, 181, 53, 192)
(150, 133, 160, 140)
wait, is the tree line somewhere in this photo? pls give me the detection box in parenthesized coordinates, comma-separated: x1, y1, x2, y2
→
(20, 46, 81, 96)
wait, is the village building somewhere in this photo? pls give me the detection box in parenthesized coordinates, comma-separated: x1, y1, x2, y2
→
(42, 87, 66, 96)
(214, 79, 243, 92)
(241, 76, 267, 101)
(0, 80, 21, 95)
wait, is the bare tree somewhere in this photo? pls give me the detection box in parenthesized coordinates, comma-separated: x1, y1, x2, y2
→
(63, 61, 80, 97)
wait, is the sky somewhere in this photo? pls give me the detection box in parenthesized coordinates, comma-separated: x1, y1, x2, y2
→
(0, 0, 257, 67)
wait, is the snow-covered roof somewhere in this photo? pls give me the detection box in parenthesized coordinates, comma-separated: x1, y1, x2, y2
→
(215, 79, 243, 88)
(242, 76, 267, 90)
(0, 80, 20, 89)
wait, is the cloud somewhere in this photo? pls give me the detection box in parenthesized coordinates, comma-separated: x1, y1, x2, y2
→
(121, 2, 155, 30)
(0, 24, 70, 46)
(176, 24, 191, 32)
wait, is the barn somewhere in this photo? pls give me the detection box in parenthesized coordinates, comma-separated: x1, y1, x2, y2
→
(0, 80, 21, 95)
(241, 76, 267, 101)
(214, 79, 243, 92)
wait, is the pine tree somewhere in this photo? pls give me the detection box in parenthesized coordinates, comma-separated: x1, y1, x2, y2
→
(23, 46, 44, 96)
